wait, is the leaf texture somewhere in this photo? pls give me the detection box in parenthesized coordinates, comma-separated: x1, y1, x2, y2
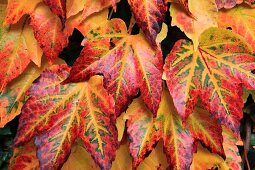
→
(0, 8, 42, 91)
(170, 0, 218, 49)
(125, 89, 194, 169)
(217, 6, 255, 51)
(128, 0, 167, 46)
(164, 27, 255, 134)
(64, 18, 163, 116)
(0, 59, 48, 128)
(43, 0, 66, 22)
(9, 140, 40, 170)
(4, 0, 41, 24)
(30, 3, 68, 63)
(14, 64, 117, 170)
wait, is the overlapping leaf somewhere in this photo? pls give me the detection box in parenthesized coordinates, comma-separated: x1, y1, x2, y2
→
(9, 140, 39, 170)
(0, 4, 43, 92)
(30, 3, 68, 63)
(4, 0, 41, 24)
(170, 0, 218, 49)
(64, 17, 163, 116)
(217, 6, 255, 51)
(169, 0, 192, 16)
(128, 0, 167, 46)
(14, 64, 118, 170)
(215, 0, 255, 9)
(0, 59, 48, 128)
(164, 27, 255, 134)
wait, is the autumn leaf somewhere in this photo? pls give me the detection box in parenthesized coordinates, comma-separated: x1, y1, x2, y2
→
(164, 27, 255, 134)
(0, 4, 43, 92)
(0, 59, 49, 128)
(215, 0, 242, 9)
(43, 0, 66, 22)
(125, 89, 194, 169)
(217, 5, 255, 51)
(64, 17, 163, 116)
(30, 3, 68, 63)
(128, 0, 167, 46)
(4, 0, 41, 24)
(169, 0, 192, 16)
(170, 0, 218, 49)
(9, 140, 39, 170)
(14, 64, 118, 170)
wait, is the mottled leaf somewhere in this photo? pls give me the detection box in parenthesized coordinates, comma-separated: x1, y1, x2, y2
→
(215, 0, 242, 9)
(128, 0, 167, 46)
(4, 0, 41, 24)
(64, 18, 163, 116)
(187, 106, 224, 158)
(9, 140, 39, 170)
(164, 27, 255, 134)
(125, 89, 194, 169)
(0, 4, 42, 91)
(217, 5, 255, 51)
(170, 0, 218, 49)
(0, 59, 48, 128)
(14, 64, 117, 170)
(30, 3, 68, 63)
(124, 98, 161, 168)
(169, 0, 192, 16)
(43, 0, 66, 22)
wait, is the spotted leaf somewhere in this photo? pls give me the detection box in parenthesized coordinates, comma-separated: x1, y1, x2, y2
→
(14, 64, 117, 170)
(9, 140, 40, 170)
(164, 27, 255, 134)
(64, 18, 163, 117)
(43, 0, 66, 22)
(0, 59, 48, 128)
(30, 3, 68, 63)
(128, 0, 167, 46)
(0, 3, 43, 92)
(125, 89, 194, 169)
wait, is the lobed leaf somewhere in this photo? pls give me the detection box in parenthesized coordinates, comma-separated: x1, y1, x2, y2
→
(128, 0, 167, 46)
(164, 27, 255, 134)
(30, 3, 68, 63)
(64, 18, 163, 116)
(14, 64, 117, 170)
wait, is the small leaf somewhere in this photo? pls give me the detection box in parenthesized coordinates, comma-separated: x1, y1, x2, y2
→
(164, 27, 255, 133)
(9, 140, 40, 170)
(128, 0, 168, 46)
(30, 3, 68, 63)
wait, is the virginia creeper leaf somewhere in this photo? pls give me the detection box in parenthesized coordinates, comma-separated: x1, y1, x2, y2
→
(0, 59, 48, 128)
(0, 4, 42, 91)
(14, 64, 117, 170)
(9, 140, 40, 170)
(43, 0, 66, 22)
(64, 18, 163, 116)
(30, 3, 68, 63)
(128, 0, 167, 46)
(164, 27, 255, 134)
(125, 89, 194, 169)
(217, 6, 255, 51)
(187, 105, 225, 158)
(4, 0, 41, 24)
(170, 0, 218, 49)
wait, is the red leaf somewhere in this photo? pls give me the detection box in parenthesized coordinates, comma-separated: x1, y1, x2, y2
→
(14, 64, 117, 169)
(128, 0, 167, 46)
(30, 3, 68, 63)
(64, 18, 163, 116)
(164, 28, 255, 133)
